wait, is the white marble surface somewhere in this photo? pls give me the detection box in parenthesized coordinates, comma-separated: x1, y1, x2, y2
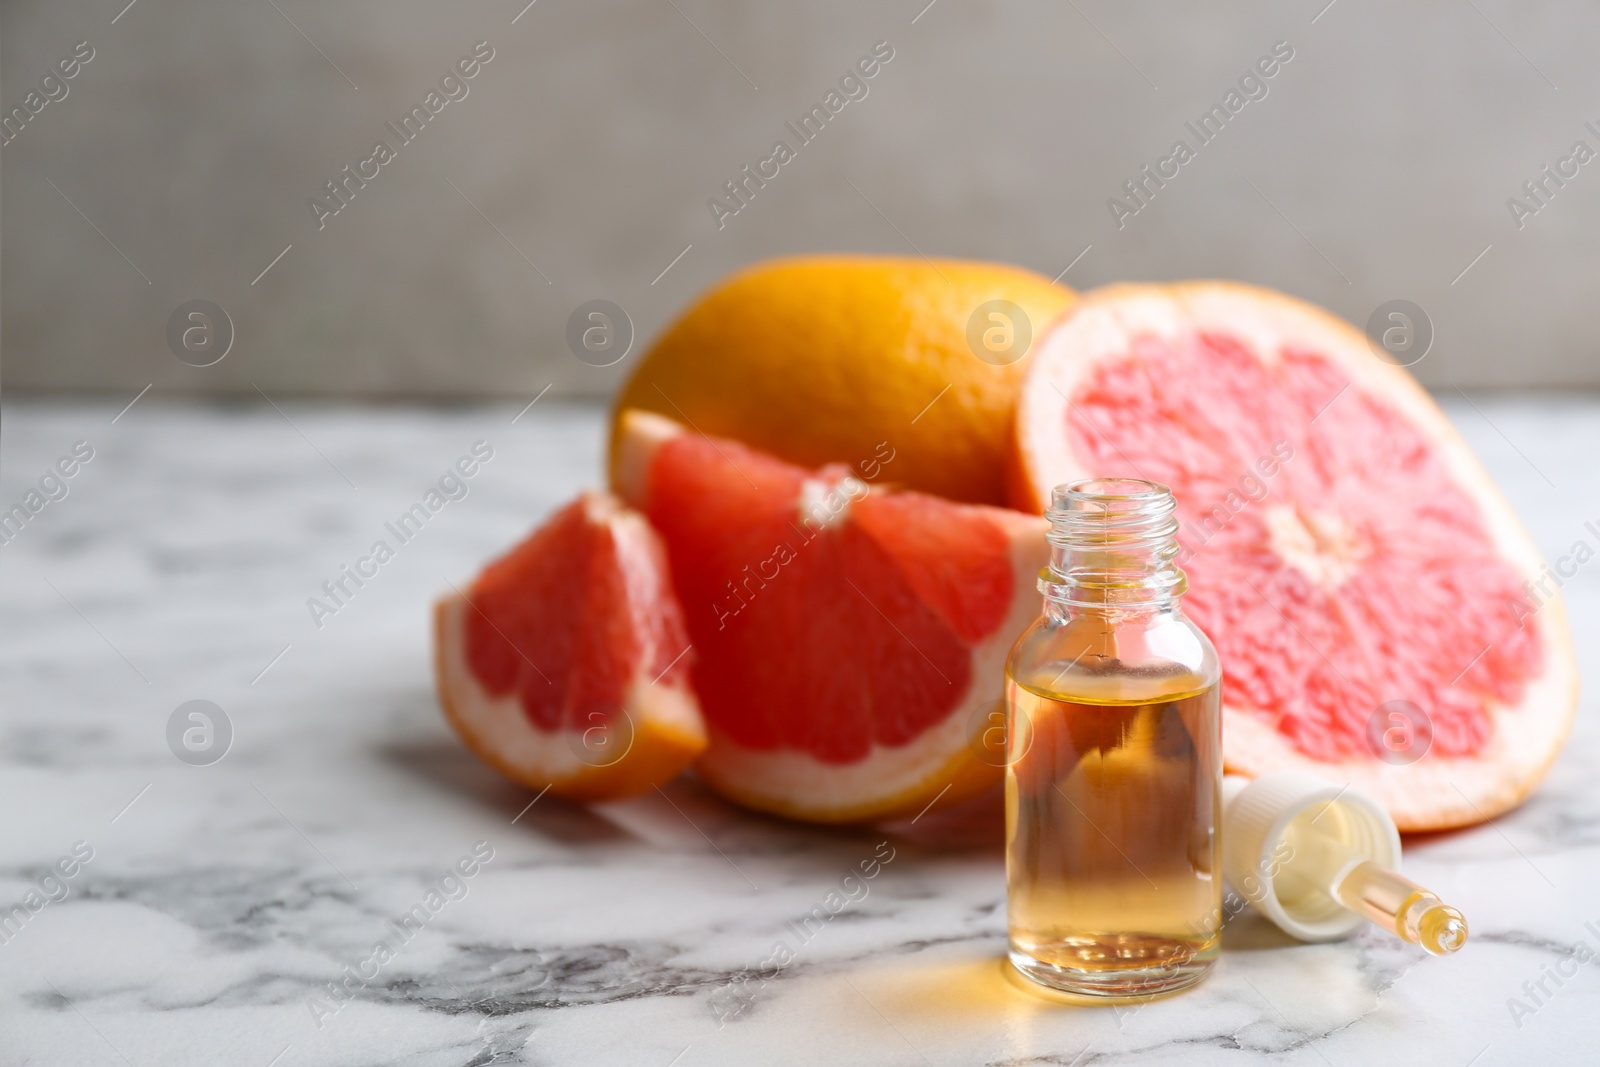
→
(1, 396, 1596, 1067)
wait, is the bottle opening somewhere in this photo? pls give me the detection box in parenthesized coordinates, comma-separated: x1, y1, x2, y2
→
(1057, 477, 1171, 505)
(1042, 477, 1185, 605)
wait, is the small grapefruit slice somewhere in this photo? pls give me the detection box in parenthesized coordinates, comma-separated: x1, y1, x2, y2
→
(1011, 282, 1578, 831)
(614, 409, 1049, 823)
(433, 491, 707, 801)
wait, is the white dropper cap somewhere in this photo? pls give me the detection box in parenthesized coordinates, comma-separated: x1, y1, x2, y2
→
(1221, 772, 1468, 954)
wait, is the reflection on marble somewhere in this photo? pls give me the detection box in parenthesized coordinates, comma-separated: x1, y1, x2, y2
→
(1, 397, 1596, 1066)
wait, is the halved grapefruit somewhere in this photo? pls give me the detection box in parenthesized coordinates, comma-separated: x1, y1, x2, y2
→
(433, 492, 707, 801)
(1011, 282, 1578, 831)
(614, 409, 1049, 823)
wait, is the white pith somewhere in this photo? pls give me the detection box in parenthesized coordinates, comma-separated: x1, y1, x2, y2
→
(1263, 503, 1368, 590)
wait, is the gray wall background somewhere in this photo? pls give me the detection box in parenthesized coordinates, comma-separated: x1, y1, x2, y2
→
(3, 0, 1598, 398)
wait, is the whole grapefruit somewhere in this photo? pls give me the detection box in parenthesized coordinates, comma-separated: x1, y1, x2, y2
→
(608, 255, 1074, 507)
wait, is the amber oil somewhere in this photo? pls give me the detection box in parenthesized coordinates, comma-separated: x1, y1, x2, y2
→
(1004, 479, 1221, 998)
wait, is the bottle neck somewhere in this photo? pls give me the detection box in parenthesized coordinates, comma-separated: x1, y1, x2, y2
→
(1038, 478, 1188, 612)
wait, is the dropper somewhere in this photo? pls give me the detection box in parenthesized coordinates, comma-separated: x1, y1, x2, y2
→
(1221, 773, 1468, 955)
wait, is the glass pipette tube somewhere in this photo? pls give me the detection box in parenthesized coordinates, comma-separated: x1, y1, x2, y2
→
(1275, 810, 1468, 955)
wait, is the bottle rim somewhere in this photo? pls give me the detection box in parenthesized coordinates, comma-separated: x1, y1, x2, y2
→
(1055, 477, 1172, 505)
(1041, 477, 1187, 605)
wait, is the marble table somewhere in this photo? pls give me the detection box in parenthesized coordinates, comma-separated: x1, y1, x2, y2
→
(2, 396, 1596, 1067)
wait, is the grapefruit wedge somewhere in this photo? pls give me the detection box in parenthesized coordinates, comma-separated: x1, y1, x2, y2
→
(615, 409, 1049, 823)
(1011, 282, 1578, 831)
(433, 492, 707, 801)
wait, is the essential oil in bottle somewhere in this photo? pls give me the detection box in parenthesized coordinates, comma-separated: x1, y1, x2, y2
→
(1004, 478, 1222, 998)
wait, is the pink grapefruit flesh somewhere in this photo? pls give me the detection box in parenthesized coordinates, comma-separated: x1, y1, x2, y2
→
(434, 491, 707, 801)
(1011, 282, 1578, 831)
(615, 409, 1048, 823)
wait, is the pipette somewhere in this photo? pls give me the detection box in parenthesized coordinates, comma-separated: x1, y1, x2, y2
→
(1221, 773, 1468, 955)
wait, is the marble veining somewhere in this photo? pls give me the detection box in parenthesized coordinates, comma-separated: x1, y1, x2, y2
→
(1, 397, 1597, 1066)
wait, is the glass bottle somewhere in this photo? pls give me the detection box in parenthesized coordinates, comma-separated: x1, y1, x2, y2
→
(1004, 478, 1222, 998)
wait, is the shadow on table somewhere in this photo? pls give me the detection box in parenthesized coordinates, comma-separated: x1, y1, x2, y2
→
(376, 734, 633, 846)
(375, 723, 1006, 861)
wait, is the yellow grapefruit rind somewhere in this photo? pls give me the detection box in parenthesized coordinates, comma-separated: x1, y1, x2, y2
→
(608, 255, 1075, 508)
(1010, 281, 1579, 832)
(617, 408, 1049, 824)
(432, 498, 709, 803)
